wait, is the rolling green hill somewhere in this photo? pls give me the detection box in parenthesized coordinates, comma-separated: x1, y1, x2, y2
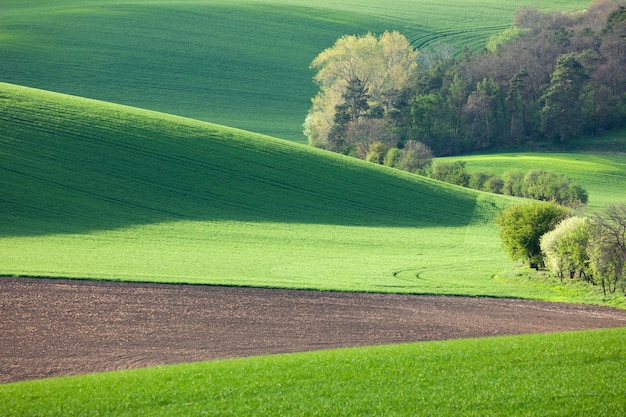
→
(0, 82, 481, 235)
(2, 1, 624, 413)
(0, 82, 551, 298)
(0, 0, 591, 142)
(4, 82, 625, 307)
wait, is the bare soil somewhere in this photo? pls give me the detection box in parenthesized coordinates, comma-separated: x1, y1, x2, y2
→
(2, 277, 626, 383)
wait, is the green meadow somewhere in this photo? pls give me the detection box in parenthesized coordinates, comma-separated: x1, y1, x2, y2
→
(5, 81, 624, 306)
(0, 0, 590, 142)
(3, 82, 624, 304)
(2, 328, 625, 416)
(1, 82, 525, 298)
(445, 152, 626, 211)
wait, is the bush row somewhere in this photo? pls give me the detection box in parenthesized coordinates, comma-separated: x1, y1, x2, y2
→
(497, 202, 626, 296)
(430, 161, 587, 207)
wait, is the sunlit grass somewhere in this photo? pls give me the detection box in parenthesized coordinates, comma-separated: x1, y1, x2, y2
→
(2, 328, 625, 416)
(3, 83, 624, 307)
(0, 1, 623, 413)
(445, 152, 626, 211)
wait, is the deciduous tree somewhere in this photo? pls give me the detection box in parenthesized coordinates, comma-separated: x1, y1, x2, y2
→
(398, 140, 433, 173)
(430, 160, 470, 187)
(589, 203, 626, 295)
(540, 216, 590, 280)
(304, 31, 418, 150)
(497, 202, 570, 268)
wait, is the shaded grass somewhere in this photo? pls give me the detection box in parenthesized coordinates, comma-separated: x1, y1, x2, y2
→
(0, 0, 590, 142)
(0, 3, 622, 413)
(0, 82, 480, 233)
(2, 328, 625, 416)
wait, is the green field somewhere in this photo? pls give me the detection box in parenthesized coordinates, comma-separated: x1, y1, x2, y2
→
(2, 328, 625, 416)
(2, 1, 625, 414)
(445, 153, 626, 211)
(6, 82, 624, 304)
(1, 82, 526, 297)
(0, 0, 590, 142)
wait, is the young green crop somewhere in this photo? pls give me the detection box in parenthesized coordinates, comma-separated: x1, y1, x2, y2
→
(0, 83, 509, 296)
(3, 82, 625, 308)
(0, 3, 622, 414)
(2, 328, 625, 416)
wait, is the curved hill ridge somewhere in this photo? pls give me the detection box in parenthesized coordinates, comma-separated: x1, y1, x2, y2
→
(0, 82, 497, 237)
(0, 1, 590, 141)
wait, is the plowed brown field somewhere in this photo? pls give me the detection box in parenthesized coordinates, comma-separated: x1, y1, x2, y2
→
(2, 277, 626, 383)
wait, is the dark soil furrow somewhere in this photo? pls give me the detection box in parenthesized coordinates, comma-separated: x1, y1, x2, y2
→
(2, 277, 626, 383)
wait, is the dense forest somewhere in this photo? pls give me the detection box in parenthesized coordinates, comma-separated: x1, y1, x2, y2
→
(305, 0, 626, 157)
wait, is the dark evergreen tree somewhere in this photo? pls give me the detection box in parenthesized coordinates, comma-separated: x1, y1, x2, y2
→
(540, 53, 588, 142)
(506, 66, 529, 141)
(327, 77, 371, 154)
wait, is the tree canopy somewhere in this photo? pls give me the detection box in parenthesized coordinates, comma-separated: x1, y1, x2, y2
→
(306, 1, 626, 157)
(304, 31, 418, 154)
(537, 203, 626, 296)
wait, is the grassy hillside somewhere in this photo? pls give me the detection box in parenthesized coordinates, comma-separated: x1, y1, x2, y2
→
(4, 82, 626, 308)
(0, 0, 590, 142)
(0, 83, 483, 233)
(1, 81, 582, 300)
(2, 328, 625, 416)
(445, 152, 626, 211)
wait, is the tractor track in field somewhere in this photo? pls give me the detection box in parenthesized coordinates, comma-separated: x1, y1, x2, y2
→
(2, 277, 626, 383)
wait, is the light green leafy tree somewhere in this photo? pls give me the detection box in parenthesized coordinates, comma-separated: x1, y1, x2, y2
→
(304, 31, 418, 150)
(383, 147, 402, 168)
(540, 216, 590, 281)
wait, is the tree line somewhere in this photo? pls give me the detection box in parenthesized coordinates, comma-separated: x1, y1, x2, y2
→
(497, 202, 626, 296)
(305, 0, 626, 157)
(430, 162, 588, 208)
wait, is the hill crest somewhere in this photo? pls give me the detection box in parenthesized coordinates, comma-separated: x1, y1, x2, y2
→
(0, 82, 497, 237)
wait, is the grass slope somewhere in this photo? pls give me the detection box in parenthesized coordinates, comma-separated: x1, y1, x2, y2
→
(0, 83, 484, 233)
(445, 152, 626, 211)
(0, 0, 590, 142)
(1, 81, 586, 301)
(2, 328, 625, 416)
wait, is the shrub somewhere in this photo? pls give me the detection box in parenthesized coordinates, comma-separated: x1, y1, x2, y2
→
(502, 170, 525, 196)
(469, 171, 495, 191)
(522, 169, 588, 207)
(540, 216, 590, 281)
(497, 202, 570, 268)
(400, 140, 434, 174)
(384, 147, 402, 168)
(430, 160, 470, 187)
(366, 141, 392, 165)
(484, 175, 504, 194)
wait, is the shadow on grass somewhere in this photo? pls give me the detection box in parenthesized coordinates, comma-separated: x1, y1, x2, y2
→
(0, 83, 483, 237)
